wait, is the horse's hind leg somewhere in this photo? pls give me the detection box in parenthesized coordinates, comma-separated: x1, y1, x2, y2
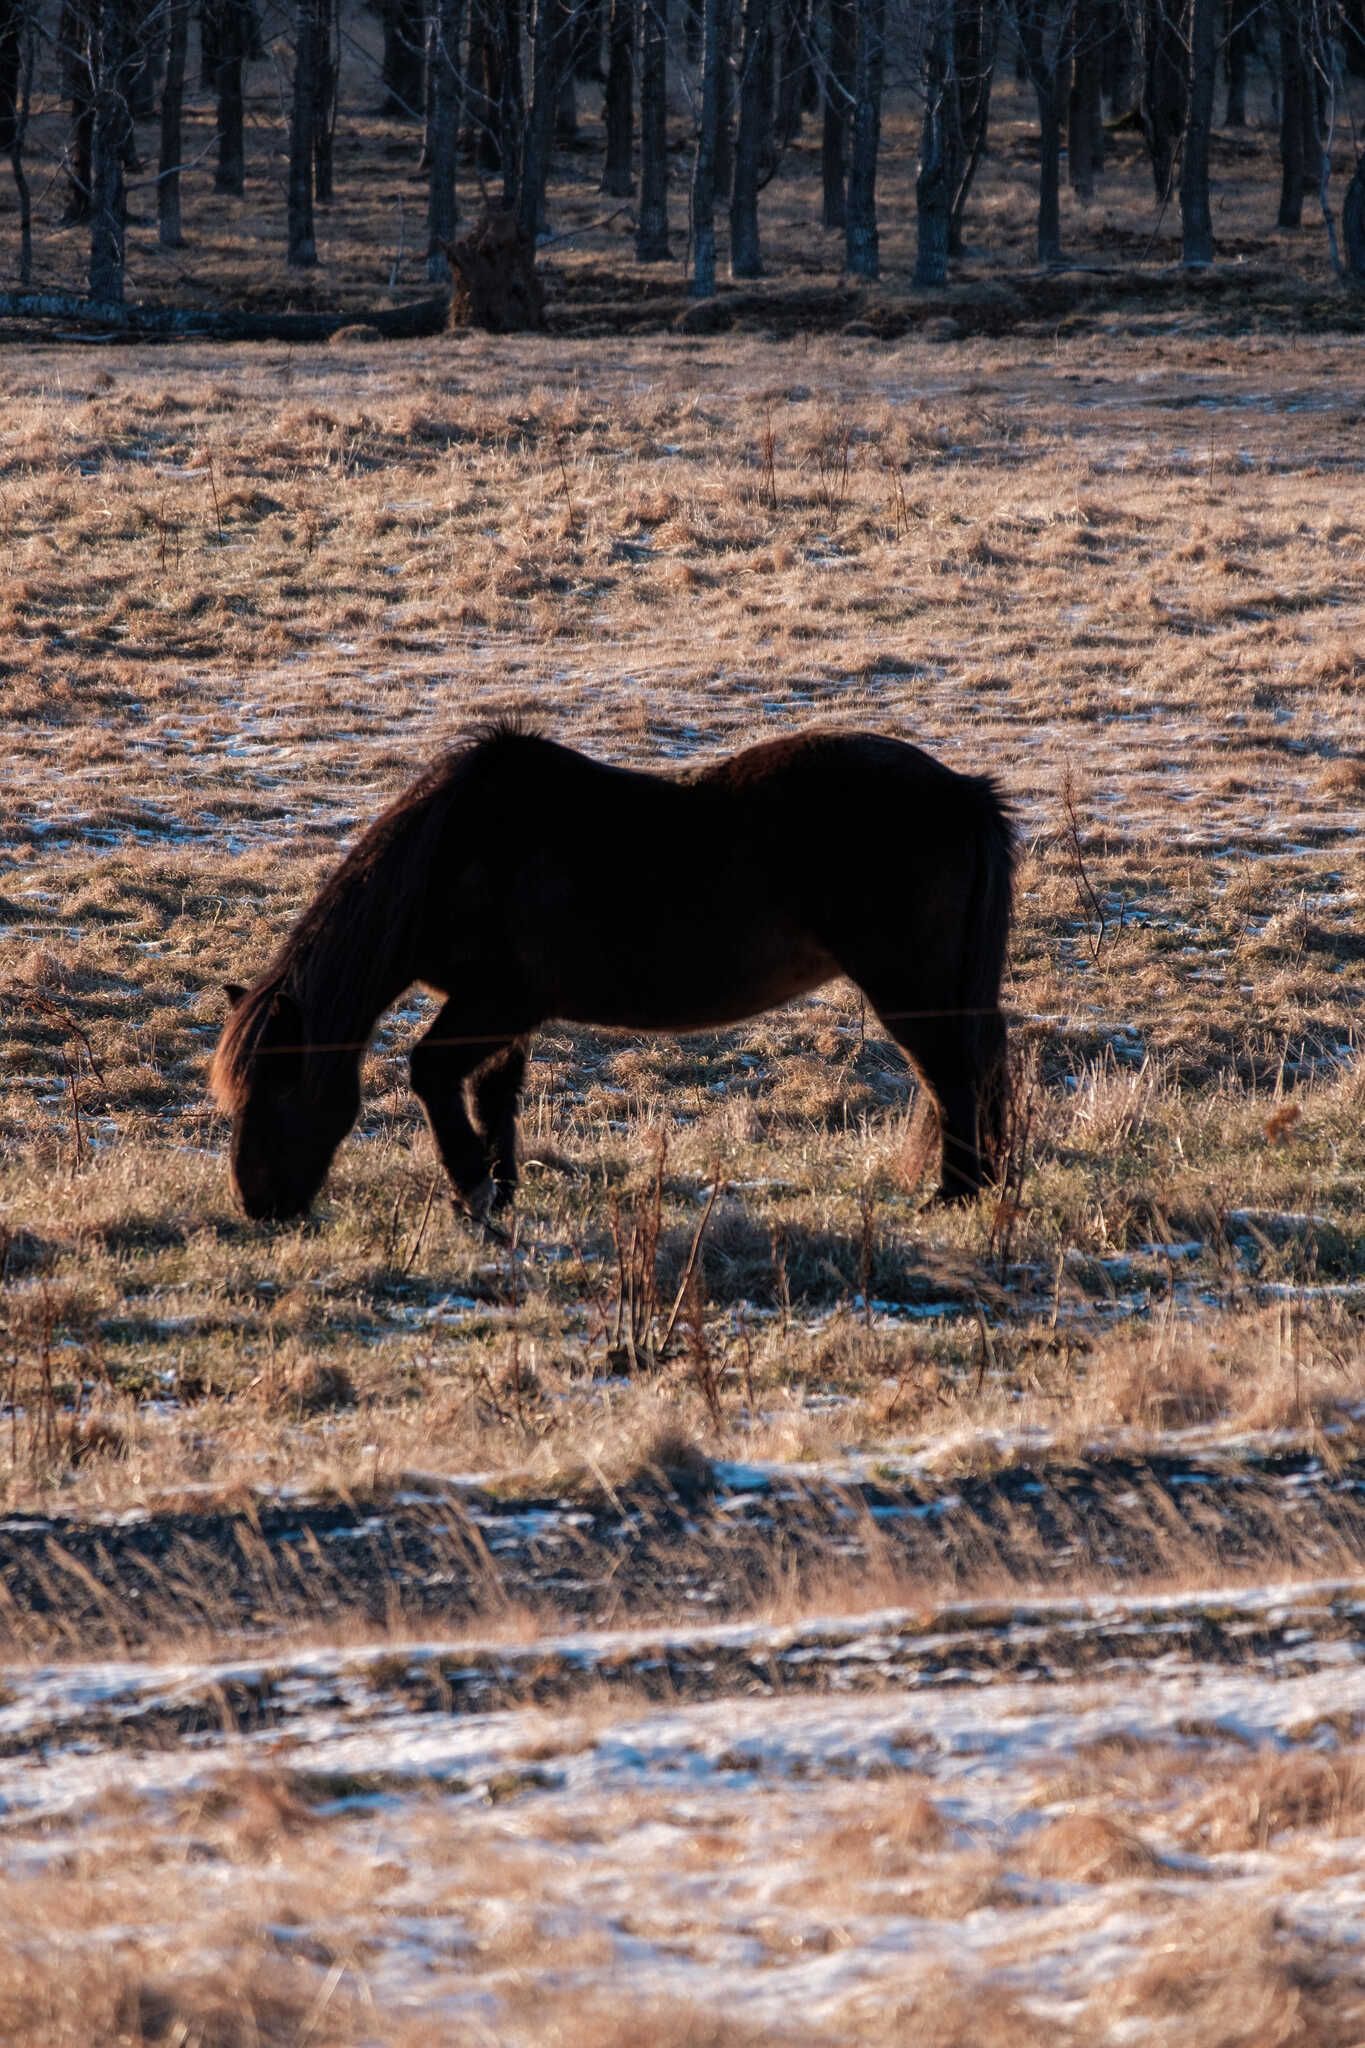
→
(863, 1002, 989, 1203)
(470, 1039, 528, 1212)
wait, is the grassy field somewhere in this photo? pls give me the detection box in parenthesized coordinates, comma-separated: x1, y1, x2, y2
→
(3, 319, 1362, 1509)
(0, 274, 1363, 2038)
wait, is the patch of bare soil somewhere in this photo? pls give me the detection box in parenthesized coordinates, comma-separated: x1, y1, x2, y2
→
(1, 1438, 1362, 1654)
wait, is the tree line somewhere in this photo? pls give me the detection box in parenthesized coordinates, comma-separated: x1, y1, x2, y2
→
(1, 0, 1362, 309)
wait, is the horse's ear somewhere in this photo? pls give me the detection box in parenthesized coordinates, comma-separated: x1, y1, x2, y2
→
(268, 987, 302, 1032)
(264, 988, 304, 1042)
(224, 983, 247, 1008)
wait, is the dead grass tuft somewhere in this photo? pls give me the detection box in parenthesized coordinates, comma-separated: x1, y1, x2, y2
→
(507, 2002, 812, 2048)
(820, 1786, 949, 1876)
(1180, 1747, 1365, 1853)
(1316, 756, 1365, 796)
(614, 1424, 716, 1499)
(1103, 1906, 1365, 2048)
(0, 1948, 349, 2048)
(1020, 1809, 1166, 1884)
(1109, 1349, 1234, 1430)
(266, 1360, 359, 1420)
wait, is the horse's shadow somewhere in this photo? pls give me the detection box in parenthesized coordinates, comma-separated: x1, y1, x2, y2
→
(654, 1199, 979, 1313)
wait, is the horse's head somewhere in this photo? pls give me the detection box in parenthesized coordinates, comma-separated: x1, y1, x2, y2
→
(213, 982, 361, 1222)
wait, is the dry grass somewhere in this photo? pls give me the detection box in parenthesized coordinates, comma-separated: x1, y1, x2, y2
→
(1181, 1744, 1365, 1852)
(1019, 1809, 1166, 1883)
(0, 305, 1362, 1516)
(5, 1703, 1365, 2046)
(0, 168, 1363, 2042)
(1105, 1907, 1365, 2048)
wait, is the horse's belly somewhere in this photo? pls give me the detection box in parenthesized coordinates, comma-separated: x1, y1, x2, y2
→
(554, 928, 838, 1033)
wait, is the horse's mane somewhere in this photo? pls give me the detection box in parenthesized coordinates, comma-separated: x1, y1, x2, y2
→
(210, 719, 547, 1112)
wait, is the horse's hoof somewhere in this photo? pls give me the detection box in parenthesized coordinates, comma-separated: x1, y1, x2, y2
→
(454, 1178, 515, 1246)
(452, 1178, 494, 1222)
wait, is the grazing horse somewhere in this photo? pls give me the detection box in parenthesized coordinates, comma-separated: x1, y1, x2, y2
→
(210, 725, 1013, 1226)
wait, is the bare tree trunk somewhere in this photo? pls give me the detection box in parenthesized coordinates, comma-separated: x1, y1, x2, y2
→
(1018, 0, 1072, 263)
(157, 0, 187, 243)
(821, 0, 853, 226)
(572, 0, 603, 76)
(1224, 0, 1250, 123)
(427, 0, 462, 273)
(1100, 0, 1130, 108)
(914, 0, 950, 284)
(1278, 0, 1305, 226)
(714, 0, 733, 196)
(1344, 151, 1365, 276)
(1035, 75, 1063, 260)
(215, 46, 244, 192)
(1313, 30, 1339, 275)
(554, 0, 578, 136)
(4, 0, 33, 281)
(462, 3, 488, 156)
(128, 0, 162, 117)
(729, 0, 768, 272)
(775, 0, 809, 142)
(948, 0, 995, 252)
(497, 0, 523, 202)
(1068, 0, 1102, 195)
(1344, 0, 1364, 76)
(381, 0, 425, 113)
(758, 0, 778, 167)
(203, 0, 250, 193)
(1139, 0, 1184, 198)
(478, 1, 504, 164)
(288, 0, 319, 265)
(1180, 0, 1216, 262)
(636, 0, 669, 253)
(690, 0, 721, 293)
(88, 0, 130, 299)
(0, 0, 22, 155)
(313, 0, 337, 200)
(520, 0, 558, 233)
(1299, 19, 1325, 204)
(844, 0, 884, 274)
(602, 0, 634, 190)
(60, 0, 94, 221)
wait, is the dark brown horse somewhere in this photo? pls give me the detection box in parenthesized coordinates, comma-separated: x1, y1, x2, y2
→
(211, 725, 1013, 1225)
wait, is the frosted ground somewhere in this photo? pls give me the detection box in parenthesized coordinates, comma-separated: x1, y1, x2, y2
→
(5, 1575, 1365, 2045)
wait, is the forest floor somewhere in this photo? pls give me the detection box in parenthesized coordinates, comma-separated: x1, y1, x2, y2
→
(0, 308, 1362, 2040)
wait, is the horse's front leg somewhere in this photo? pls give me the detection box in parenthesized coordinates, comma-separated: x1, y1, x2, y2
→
(471, 1039, 529, 1212)
(409, 1006, 520, 1225)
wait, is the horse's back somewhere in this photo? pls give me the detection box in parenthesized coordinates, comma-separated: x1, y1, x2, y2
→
(691, 728, 994, 824)
(688, 728, 1003, 874)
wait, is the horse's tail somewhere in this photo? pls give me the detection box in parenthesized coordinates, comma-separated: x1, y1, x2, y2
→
(960, 775, 1015, 1185)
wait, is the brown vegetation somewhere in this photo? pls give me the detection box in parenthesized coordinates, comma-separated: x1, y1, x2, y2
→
(0, 299, 1361, 2046)
(0, 323, 1361, 1519)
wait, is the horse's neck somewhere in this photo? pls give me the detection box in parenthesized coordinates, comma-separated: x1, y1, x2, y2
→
(294, 839, 424, 1049)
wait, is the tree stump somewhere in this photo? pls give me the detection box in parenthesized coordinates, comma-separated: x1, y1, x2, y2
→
(446, 210, 546, 333)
